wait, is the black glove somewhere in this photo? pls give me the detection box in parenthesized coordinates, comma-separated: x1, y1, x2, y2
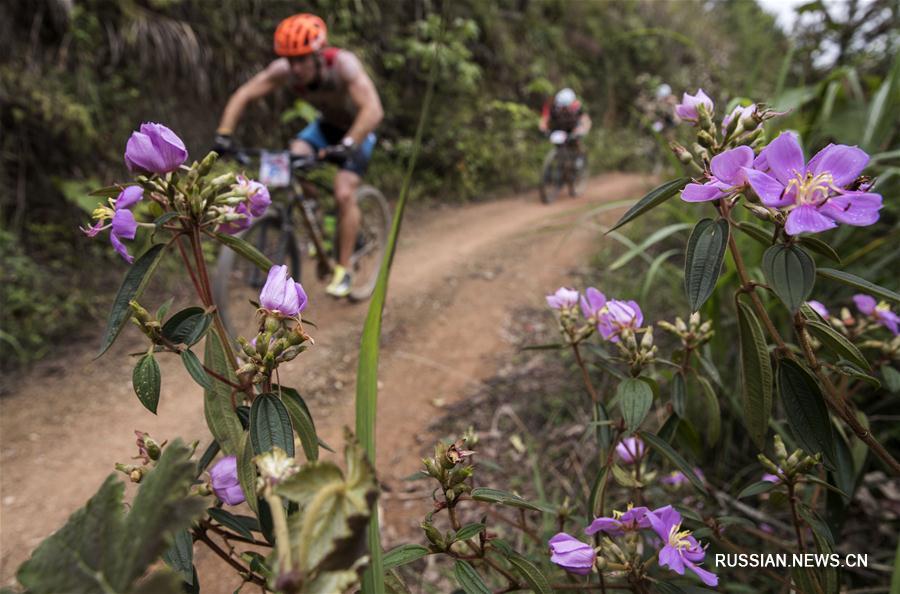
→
(321, 143, 351, 165)
(212, 133, 234, 156)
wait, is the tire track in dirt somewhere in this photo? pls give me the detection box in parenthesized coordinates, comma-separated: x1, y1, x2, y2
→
(0, 173, 652, 588)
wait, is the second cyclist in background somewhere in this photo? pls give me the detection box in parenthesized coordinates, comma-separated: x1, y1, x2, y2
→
(539, 87, 592, 168)
(213, 13, 384, 298)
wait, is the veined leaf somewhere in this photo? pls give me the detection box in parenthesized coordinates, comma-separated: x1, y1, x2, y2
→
(618, 377, 653, 433)
(470, 488, 550, 512)
(738, 480, 778, 499)
(181, 350, 212, 390)
(735, 221, 772, 246)
(607, 177, 690, 232)
(736, 299, 773, 450)
(203, 328, 243, 456)
(505, 552, 552, 594)
(237, 432, 258, 515)
(763, 244, 816, 312)
(133, 353, 161, 414)
(162, 308, 211, 347)
(97, 243, 166, 357)
(453, 560, 491, 594)
(684, 218, 729, 312)
(207, 508, 255, 540)
(213, 231, 273, 273)
(452, 523, 486, 543)
(276, 385, 319, 462)
(609, 223, 691, 271)
(161, 529, 194, 586)
(805, 320, 870, 370)
(798, 236, 840, 263)
(250, 393, 294, 457)
(817, 267, 900, 304)
(777, 359, 836, 467)
(383, 544, 430, 570)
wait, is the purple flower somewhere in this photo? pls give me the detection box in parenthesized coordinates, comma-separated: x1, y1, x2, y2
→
(662, 468, 705, 487)
(675, 89, 714, 124)
(761, 472, 781, 483)
(616, 436, 646, 464)
(80, 185, 144, 263)
(807, 300, 829, 319)
(586, 505, 650, 537)
(744, 132, 881, 236)
(244, 179, 271, 217)
(217, 202, 253, 235)
(209, 456, 245, 505)
(548, 533, 595, 575)
(125, 122, 188, 174)
(259, 265, 308, 317)
(682, 146, 753, 202)
(853, 294, 899, 335)
(580, 287, 607, 321)
(547, 287, 580, 310)
(645, 507, 718, 587)
(597, 299, 643, 342)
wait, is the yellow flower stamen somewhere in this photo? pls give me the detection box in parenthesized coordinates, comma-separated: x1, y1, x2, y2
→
(784, 171, 838, 207)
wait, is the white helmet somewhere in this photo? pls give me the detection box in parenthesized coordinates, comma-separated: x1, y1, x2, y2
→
(554, 88, 576, 108)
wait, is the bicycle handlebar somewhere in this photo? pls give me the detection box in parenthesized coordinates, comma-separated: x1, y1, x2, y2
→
(228, 146, 348, 171)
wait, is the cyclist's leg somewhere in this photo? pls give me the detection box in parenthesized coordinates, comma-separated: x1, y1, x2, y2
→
(335, 133, 376, 269)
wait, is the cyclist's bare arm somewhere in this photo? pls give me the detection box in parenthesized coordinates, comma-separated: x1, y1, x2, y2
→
(217, 59, 290, 134)
(338, 52, 384, 145)
(574, 112, 592, 136)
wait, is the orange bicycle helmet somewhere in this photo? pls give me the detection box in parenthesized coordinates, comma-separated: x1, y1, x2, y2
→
(274, 14, 327, 57)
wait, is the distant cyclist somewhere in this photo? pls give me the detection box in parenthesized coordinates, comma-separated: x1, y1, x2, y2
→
(539, 88, 592, 161)
(213, 13, 384, 298)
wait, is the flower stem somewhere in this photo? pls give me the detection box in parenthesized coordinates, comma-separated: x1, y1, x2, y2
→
(786, 480, 806, 554)
(264, 492, 293, 574)
(572, 342, 600, 404)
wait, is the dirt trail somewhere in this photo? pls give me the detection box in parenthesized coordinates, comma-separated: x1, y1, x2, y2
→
(0, 173, 652, 588)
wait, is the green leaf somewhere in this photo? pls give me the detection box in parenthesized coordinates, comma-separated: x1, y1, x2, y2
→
(453, 560, 491, 594)
(798, 236, 841, 263)
(735, 221, 772, 246)
(505, 552, 552, 594)
(609, 223, 692, 271)
(777, 359, 836, 467)
(17, 441, 203, 594)
(804, 475, 849, 500)
(762, 244, 816, 312)
(250, 393, 294, 457)
(736, 299, 773, 450)
(181, 350, 212, 390)
(883, 366, 900, 393)
(637, 431, 708, 496)
(688, 376, 721, 446)
(276, 385, 319, 462)
(162, 307, 211, 347)
(383, 544, 430, 570)
(470, 487, 549, 512)
(817, 268, 899, 303)
(154, 212, 179, 227)
(671, 373, 686, 417)
(684, 218, 729, 312)
(237, 432, 259, 515)
(275, 462, 344, 507)
(288, 439, 378, 574)
(133, 353, 161, 414)
(203, 329, 244, 456)
(805, 320, 870, 370)
(833, 360, 881, 388)
(213, 231, 274, 273)
(161, 529, 194, 585)
(207, 508, 255, 539)
(607, 177, 690, 232)
(453, 523, 485, 543)
(737, 480, 778, 499)
(97, 243, 166, 357)
(618, 377, 654, 433)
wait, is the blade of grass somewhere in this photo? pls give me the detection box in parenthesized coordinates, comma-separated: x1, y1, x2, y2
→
(355, 21, 440, 594)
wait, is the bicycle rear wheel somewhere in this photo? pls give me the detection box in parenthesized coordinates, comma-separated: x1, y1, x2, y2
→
(539, 149, 563, 204)
(345, 185, 390, 302)
(212, 213, 301, 339)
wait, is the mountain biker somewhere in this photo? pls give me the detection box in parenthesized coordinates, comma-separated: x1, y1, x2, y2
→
(539, 88, 592, 160)
(213, 13, 384, 298)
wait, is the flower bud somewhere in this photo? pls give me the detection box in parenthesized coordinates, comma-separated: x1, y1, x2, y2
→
(773, 434, 787, 461)
(697, 130, 716, 149)
(640, 328, 654, 350)
(422, 520, 445, 549)
(130, 469, 143, 483)
(594, 555, 608, 570)
(423, 457, 441, 479)
(265, 315, 281, 334)
(758, 454, 780, 475)
(197, 151, 218, 177)
(447, 465, 474, 488)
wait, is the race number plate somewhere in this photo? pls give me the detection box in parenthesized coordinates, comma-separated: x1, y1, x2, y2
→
(259, 151, 291, 188)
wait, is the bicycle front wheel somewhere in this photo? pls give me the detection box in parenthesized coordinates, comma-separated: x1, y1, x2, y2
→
(569, 151, 588, 197)
(212, 213, 301, 339)
(346, 185, 391, 302)
(539, 148, 563, 204)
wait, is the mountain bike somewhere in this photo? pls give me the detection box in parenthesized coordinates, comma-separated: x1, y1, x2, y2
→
(213, 147, 390, 336)
(539, 130, 589, 204)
